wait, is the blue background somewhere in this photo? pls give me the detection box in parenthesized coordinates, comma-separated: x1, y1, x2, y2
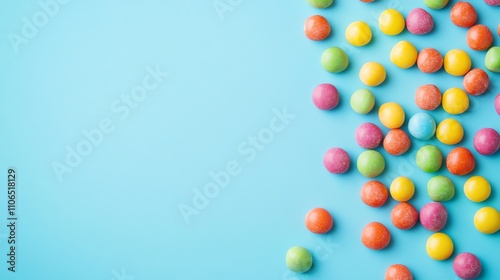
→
(0, 0, 499, 279)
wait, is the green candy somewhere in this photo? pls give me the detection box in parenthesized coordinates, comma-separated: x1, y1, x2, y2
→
(307, 0, 333, 8)
(423, 0, 449, 9)
(321, 47, 349, 73)
(485, 46, 500, 73)
(350, 89, 375, 114)
(286, 246, 313, 273)
(416, 145, 442, 173)
(428, 175, 455, 201)
(357, 150, 385, 178)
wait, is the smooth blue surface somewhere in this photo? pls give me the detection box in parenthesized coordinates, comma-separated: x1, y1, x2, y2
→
(0, 1, 499, 279)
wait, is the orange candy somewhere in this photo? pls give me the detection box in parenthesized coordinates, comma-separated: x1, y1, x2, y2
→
(417, 48, 443, 73)
(385, 264, 413, 280)
(466, 25, 493, 51)
(361, 222, 391, 250)
(415, 84, 441, 110)
(361, 180, 389, 207)
(304, 15, 331, 41)
(305, 207, 333, 234)
(383, 129, 411, 155)
(450, 2, 477, 28)
(446, 147, 475, 176)
(463, 68, 489, 96)
(391, 202, 419, 230)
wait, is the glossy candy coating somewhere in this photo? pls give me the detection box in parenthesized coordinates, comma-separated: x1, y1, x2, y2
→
(464, 176, 491, 202)
(357, 150, 385, 177)
(406, 8, 434, 35)
(391, 202, 419, 230)
(416, 145, 443, 173)
(485, 47, 500, 72)
(473, 128, 500, 156)
(427, 175, 455, 202)
(384, 129, 411, 155)
(450, 2, 477, 28)
(463, 68, 489, 96)
(312, 83, 339, 110)
(417, 48, 443, 73)
(466, 25, 492, 51)
(444, 49, 471, 76)
(385, 264, 413, 280)
(420, 202, 448, 231)
(378, 102, 405, 129)
(474, 207, 500, 234)
(390, 176, 415, 202)
(426, 233, 454, 260)
(442, 88, 469, 114)
(361, 180, 388, 207)
(408, 112, 436, 140)
(323, 148, 350, 174)
(351, 89, 375, 114)
(305, 208, 334, 234)
(321, 47, 349, 73)
(379, 9, 405, 36)
(436, 118, 464, 145)
(356, 122, 383, 149)
(361, 222, 391, 250)
(307, 0, 333, 8)
(446, 147, 475, 176)
(345, 21, 372, 46)
(286, 246, 313, 273)
(424, 0, 449, 9)
(304, 15, 331, 41)
(453, 253, 482, 280)
(390, 41, 418, 69)
(415, 84, 441, 110)
(359, 62, 386, 86)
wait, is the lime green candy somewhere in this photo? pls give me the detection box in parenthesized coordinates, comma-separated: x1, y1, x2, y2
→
(350, 89, 375, 114)
(423, 0, 449, 9)
(307, 0, 333, 8)
(286, 246, 313, 273)
(485, 47, 500, 73)
(428, 175, 455, 201)
(321, 47, 349, 73)
(416, 145, 442, 173)
(357, 150, 385, 177)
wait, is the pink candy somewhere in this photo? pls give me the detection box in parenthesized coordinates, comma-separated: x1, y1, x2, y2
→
(453, 253, 482, 280)
(355, 123, 383, 149)
(312, 83, 340, 110)
(323, 148, 350, 174)
(420, 202, 448, 231)
(473, 128, 500, 156)
(484, 0, 500, 6)
(495, 93, 500, 115)
(406, 8, 434, 35)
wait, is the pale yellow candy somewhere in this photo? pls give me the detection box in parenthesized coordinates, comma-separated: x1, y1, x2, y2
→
(345, 21, 372, 46)
(390, 41, 418, 69)
(379, 9, 405, 35)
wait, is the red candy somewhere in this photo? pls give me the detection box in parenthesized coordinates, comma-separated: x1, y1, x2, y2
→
(305, 208, 334, 234)
(361, 222, 391, 250)
(383, 129, 411, 156)
(361, 180, 388, 207)
(446, 147, 475, 176)
(304, 15, 331, 41)
(450, 2, 477, 28)
(385, 264, 413, 280)
(466, 25, 493, 51)
(463, 68, 489, 96)
(391, 202, 419, 230)
(415, 84, 441, 110)
(417, 48, 443, 73)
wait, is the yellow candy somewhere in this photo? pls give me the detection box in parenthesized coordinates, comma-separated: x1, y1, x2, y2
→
(444, 49, 471, 76)
(390, 176, 415, 202)
(378, 102, 405, 129)
(464, 176, 491, 202)
(379, 9, 405, 36)
(474, 207, 500, 234)
(359, 62, 386, 86)
(436, 118, 464, 145)
(426, 233, 454, 260)
(345, 21, 372, 47)
(442, 88, 469, 114)
(390, 40, 418, 69)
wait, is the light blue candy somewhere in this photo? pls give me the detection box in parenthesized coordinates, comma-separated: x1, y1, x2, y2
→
(408, 113, 436, 140)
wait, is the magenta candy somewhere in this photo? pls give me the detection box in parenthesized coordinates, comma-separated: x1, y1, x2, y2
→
(420, 202, 448, 231)
(323, 148, 350, 174)
(484, 0, 500, 6)
(453, 253, 482, 280)
(495, 93, 500, 115)
(312, 83, 340, 110)
(355, 123, 383, 149)
(473, 128, 500, 156)
(406, 8, 434, 35)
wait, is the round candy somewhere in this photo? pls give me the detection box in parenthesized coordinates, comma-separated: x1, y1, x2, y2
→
(379, 9, 405, 36)
(350, 89, 375, 114)
(463, 68, 489, 96)
(446, 147, 475, 176)
(312, 83, 339, 110)
(496, 93, 500, 115)
(485, 46, 500, 73)
(383, 129, 411, 155)
(417, 48, 443, 73)
(391, 202, 419, 230)
(442, 88, 469, 114)
(304, 15, 331, 41)
(420, 202, 448, 231)
(323, 148, 350, 174)
(416, 145, 442, 173)
(415, 84, 441, 110)
(356, 122, 383, 149)
(307, 0, 333, 8)
(427, 175, 455, 202)
(390, 176, 415, 202)
(359, 62, 386, 86)
(474, 207, 500, 234)
(385, 264, 413, 280)
(473, 128, 500, 155)
(321, 47, 349, 73)
(436, 118, 464, 145)
(361, 222, 391, 250)
(426, 233, 454, 260)
(406, 8, 434, 35)
(361, 180, 388, 207)
(453, 253, 482, 280)
(408, 112, 436, 140)
(357, 150, 385, 177)
(485, 0, 500, 5)
(378, 102, 404, 129)
(444, 49, 471, 76)
(305, 208, 333, 234)
(466, 25, 493, 51)
(424, 0, 449, 9)
(286, 246, 313, 273)
(345, 21, 372, 46)
(464, 176, 491, 202)
(450, 2, 477, 28)
(390, 41, 418, 69)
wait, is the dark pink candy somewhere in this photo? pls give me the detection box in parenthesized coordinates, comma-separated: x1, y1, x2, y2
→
(473, 128, 500, 156)
(355, 123, 383, 149)
(406, 8, 434, 35)
(495, 93, 500, 115)
(312, 83, 339, 110)
(323, 148, 350, 174)
(453, 253, 482, 280)
(420, 202, 448, 231)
